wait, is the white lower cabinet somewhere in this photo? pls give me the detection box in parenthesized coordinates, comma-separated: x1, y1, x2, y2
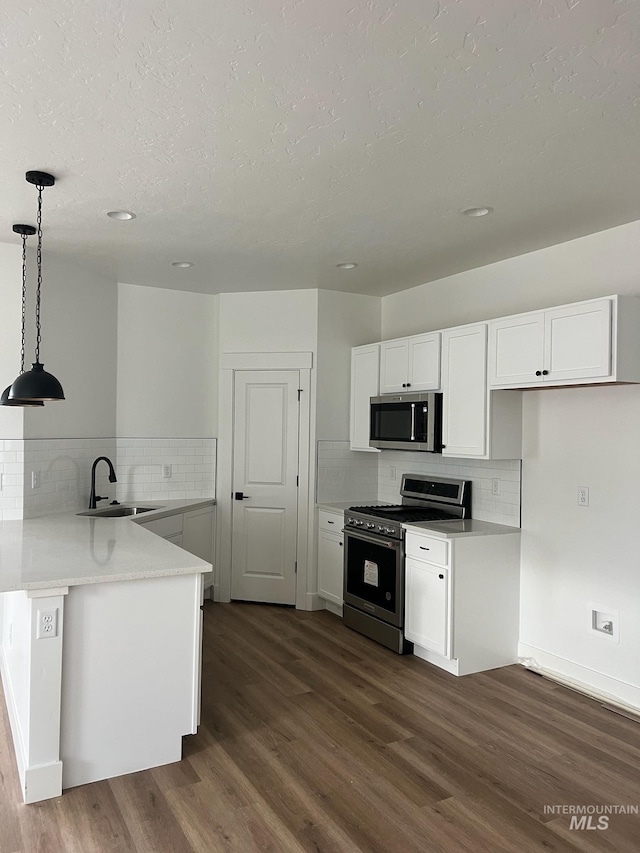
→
(405, 558, 449, 657)
(404, 528, 520, 676)
(138, 504, 215, 594)
(317, 509, 344, 609)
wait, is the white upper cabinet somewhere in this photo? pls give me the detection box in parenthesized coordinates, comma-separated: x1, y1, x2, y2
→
(442, 323, 522, 460)
(489, 296, 640, 388)
(379, 332, 441, 394)
(441, 324, 488, 458)
(350, 343, 381, 452)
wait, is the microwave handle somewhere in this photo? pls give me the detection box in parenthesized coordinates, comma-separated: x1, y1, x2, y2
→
(410, 403, 416, 441)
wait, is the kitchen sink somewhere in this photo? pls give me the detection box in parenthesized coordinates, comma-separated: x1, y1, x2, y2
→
(77, 505, 162, 518)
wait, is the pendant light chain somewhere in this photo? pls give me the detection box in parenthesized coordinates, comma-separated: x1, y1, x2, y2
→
(20, 231, 28, 373)
(35, 183, 43, 365)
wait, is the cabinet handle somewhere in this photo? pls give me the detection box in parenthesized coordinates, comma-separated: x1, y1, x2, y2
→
(542, 369, 549, 375)
(406, 382, 411, 387)
(402, 383, 407, 388)
(535, 370, 542, 376)
(327, 520, 334, 524)
(419, 546, 430, 550)
(339, 541, 343, 547)
(439, 574, 444, 580)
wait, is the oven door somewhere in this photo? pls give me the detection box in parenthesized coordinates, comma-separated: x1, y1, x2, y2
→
(343, 529, 404, 628)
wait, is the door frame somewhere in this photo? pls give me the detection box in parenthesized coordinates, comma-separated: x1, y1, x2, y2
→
(216, 352, 313, 610)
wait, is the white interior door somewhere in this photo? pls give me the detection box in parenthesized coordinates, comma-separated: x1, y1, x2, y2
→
(231, 370, 300, 604)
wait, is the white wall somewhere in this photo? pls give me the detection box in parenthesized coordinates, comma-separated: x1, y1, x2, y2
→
(218, 289, 318, 354)
(381, 218, 640, 707)
(520, 385, 640, 705)
(0, 242, 26, 440)
(117, 284, 218, 438)
(382, 220, 640, 338)
(316, 290, 381, 441)
(23, 255, 117, 440)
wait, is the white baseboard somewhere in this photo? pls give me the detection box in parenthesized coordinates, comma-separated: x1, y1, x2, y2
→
(518, 643, 640, 715)
(305, 593, 325, 612)
(323, 600, 343, 618)
(412, 644, 460, 676)
(24, 761, 63, 804)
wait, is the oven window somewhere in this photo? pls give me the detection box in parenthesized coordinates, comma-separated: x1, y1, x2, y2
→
(370, 402, 429, 442)
(345, 535, 398, 613)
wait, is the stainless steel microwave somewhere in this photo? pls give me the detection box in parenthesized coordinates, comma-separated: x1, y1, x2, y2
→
(370, 392, 442, 452)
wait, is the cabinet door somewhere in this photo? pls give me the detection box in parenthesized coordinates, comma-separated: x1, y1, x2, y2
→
(405, 558, 450, 657)
(488, 312, 545, 387)
(350, 344, 381, 452)
(408, 332, 441, 391)
(183, 507, 213, 562)
(318, 530, 344, 606)
(441, 324, 488, 458)
(379, 339, 409, 393)
(545, 300, 611, 382)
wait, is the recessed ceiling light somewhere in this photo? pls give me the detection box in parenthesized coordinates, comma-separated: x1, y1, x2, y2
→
(171, 261, 194, 268)
(462, 207, 493, 217)
(336, 262, 357, 269)
(106, 210, 136, 220)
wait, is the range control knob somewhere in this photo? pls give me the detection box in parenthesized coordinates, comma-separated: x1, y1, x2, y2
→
(386, 526, 395, 535)
(366, 522, 375, 529)
(377, 525, 385, 533)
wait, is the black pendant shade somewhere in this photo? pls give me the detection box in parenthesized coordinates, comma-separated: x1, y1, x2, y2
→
(0, 384, 45, 407)
(2, 171, 65, 404)
(9, 363, 64, 402)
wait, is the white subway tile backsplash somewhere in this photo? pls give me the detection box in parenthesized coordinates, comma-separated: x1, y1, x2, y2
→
(316, 441, 379, 504)
(0, 436, 216, 519)
(115, 438, 216, 503)
(376, 450, 521, 527)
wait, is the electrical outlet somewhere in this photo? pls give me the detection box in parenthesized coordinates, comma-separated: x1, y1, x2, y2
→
(389, 466, 396, 481)
(162, 463, 172, 479)
(36, 608, 58, 640)
(590, 607, 619, 642)
(491, 478, 501, 496)
(31, 470, 41, 489)
(577, 486, 589, 506)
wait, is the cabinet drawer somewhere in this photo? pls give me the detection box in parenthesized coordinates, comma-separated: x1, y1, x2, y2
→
(405, 532, 449, 566)
(319, 510, 343, 534)
(139, 512, 183, 538)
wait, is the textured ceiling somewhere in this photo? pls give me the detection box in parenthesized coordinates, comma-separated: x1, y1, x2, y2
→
(1, 0, 640, 296)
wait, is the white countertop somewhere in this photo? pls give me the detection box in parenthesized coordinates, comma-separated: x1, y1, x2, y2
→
(403, 519, 521, 539)
(0, 499, 215, 593)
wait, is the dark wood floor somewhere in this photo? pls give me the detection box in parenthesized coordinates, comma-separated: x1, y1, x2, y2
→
(1, 602, 639, 852)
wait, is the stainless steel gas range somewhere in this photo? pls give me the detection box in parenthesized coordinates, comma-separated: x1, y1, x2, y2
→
(343, 474, 471, 654)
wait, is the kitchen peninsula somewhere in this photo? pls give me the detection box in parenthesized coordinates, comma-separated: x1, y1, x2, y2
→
(0, 503, 212, 804)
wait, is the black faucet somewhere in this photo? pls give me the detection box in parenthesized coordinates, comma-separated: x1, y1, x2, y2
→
(89, 456, 118, 509)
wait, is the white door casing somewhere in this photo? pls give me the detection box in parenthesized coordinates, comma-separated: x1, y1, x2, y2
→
(230, 370, 300, 604)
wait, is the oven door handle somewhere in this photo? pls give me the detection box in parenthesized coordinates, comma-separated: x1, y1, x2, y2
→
(345, 529, 400, 549)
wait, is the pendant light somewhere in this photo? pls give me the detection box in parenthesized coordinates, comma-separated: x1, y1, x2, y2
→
(9, 171, 65, 402)
(0, 224, 44, 407)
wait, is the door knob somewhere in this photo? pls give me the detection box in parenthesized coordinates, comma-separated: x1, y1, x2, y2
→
(234, 492, 251, 500)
